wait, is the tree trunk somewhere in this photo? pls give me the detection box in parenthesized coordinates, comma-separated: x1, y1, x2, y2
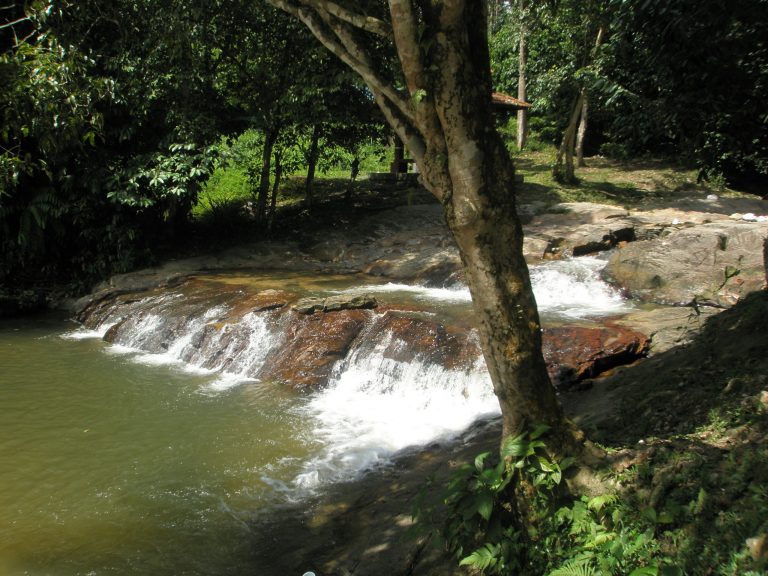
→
(267, 0, 579, 455)
(554, 90, 585, 184)
(516, 0, 528, 151)
(256, 127, 279, 222)
(304, 124, 320, 207)
(576, 94, 588, 167)
(268, 147, 283, 229)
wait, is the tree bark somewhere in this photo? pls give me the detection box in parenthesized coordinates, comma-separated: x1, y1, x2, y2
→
(268, 147, 283, 229)
(304, 124, 320, 207)
(554, 90, 585, 184)
(516, 0, 528, 151)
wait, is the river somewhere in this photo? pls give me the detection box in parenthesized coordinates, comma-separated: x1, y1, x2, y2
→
(0, 257, 629, 575)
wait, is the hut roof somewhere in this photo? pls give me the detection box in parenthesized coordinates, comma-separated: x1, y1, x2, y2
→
(491, 91, 532, 110)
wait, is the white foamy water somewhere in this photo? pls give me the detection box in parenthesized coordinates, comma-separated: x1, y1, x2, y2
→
(69, 298, 281, 390)
(332, 256, 629, 321)
(60, 321, 119, 340)
(294, 331, 496, 490)
(333, 282, 473, 303)
(531, 256, 629, 319)
(68, 257, 631, 497)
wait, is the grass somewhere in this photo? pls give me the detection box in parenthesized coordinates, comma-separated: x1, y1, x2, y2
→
(513, 149, 738, 209)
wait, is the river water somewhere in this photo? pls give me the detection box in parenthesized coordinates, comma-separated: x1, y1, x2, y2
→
(0, 257, 629, 575)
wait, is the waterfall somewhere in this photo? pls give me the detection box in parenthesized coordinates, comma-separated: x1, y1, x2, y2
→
(295, 325, 495, 489)
(69, 256, 633, 494)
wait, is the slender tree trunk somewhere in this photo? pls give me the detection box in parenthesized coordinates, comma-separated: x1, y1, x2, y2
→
(554, 26, 604, 183)
(304, 124, 320, 207)
(256, 127, 279, 222)
(268, 148, 283, 229)
(554, 90, 585, 184)
(576, 94, 588, 167)
(516, 0, 528, 151)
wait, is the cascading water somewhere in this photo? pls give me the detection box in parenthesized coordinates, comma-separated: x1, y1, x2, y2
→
(531, 256, 629, 320)
(295, 327, 495, 489)
(70, 257, 631, 496)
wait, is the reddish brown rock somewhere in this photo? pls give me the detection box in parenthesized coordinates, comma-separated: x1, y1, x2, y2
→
(367, 312, 481, 369)
(542, 325, 650, 389)
(259, 309, 370, 388)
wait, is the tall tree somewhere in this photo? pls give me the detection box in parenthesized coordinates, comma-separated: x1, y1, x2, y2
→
(516, 0, 529, 150)
(265, 0, 577, 454)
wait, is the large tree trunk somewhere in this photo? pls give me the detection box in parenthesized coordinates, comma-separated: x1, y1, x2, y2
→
(516, 0, 528, 151)
(304, 124, 320, 207)
(267, 0, 578, 454)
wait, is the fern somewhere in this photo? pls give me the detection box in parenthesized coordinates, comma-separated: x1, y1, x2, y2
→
(549, 559, 597, 576)
(460, 543, 501, 570)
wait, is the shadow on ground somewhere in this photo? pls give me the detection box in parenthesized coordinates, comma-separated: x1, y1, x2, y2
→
(247, 419, 501, 576)
(564, 290, 768, 445)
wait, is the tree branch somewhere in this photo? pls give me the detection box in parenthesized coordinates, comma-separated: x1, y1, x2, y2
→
(310, 7, 414, 122)
(301, 0, 391, 38)
(267, 0, 416, 126)
(388, 0, 426, 94)
(0, 15, 30, 30)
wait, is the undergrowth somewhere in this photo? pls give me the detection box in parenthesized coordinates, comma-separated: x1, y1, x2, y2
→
(413, 426, 680, 575)
(413, 423, 768, 575)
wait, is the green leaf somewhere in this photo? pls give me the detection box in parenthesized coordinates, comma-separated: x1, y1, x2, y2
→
(459, 543, 499, 570)
(411, 88, 427, 103)
(474, 451, 490, 472)
(529, 423, 550, 440)
(476, 492, 494, 521)
(501, 433, 528, 458)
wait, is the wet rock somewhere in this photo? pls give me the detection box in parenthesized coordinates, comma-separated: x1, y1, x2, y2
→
(542, 325, 650, 389)
(602, 221, 768, 306)
(368, 312, 480, 369)
(259, 309, 370, 387)
(293, 294, 378, 314)
(229, 289, 295, 316)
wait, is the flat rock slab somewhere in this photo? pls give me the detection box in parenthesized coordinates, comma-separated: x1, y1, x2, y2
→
(293, 294, 378, 314)
(603, 220, 768, 306)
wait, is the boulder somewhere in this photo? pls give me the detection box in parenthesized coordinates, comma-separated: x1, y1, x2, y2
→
(602, 221, 768, 306)
(259, 309, 371, 387)
(542, 325, 650, 389)
(524, 202, 636, 260)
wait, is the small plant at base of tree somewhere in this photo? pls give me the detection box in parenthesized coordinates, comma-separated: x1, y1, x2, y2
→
(413, 425, 681, 575)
